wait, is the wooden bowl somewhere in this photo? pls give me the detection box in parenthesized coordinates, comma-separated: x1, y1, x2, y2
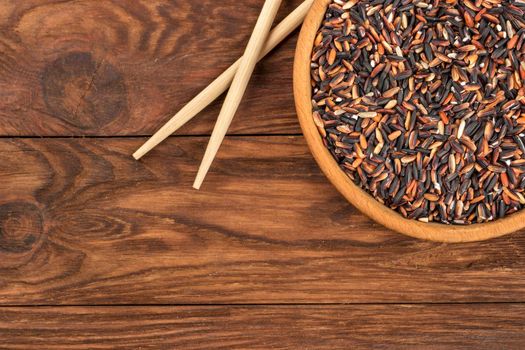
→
(293, 0, 524, 242)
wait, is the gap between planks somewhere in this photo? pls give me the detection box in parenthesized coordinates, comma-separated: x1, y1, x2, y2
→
(0, 133, 304, 139)
(1, 302, 525, 308)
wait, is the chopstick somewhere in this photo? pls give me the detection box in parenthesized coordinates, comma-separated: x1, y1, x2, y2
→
(132, 0, 314, 161)
(193, 0, 283, 189)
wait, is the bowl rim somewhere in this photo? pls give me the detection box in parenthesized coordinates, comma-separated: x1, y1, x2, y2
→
(293, 0, 523, 242)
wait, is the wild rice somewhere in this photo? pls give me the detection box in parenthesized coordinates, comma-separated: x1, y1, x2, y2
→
(311, 0, 525, 224)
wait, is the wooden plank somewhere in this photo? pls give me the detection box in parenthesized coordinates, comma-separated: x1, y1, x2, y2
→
(0, 0, 302, 136)
(0, 137, 525, 304)
(1, 304, 524, 349)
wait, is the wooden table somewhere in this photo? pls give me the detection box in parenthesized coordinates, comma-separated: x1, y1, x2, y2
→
(0, 1, 524, 348)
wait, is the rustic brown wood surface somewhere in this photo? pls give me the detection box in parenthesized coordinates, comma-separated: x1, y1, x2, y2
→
(0, 0, 303, 136)
(0, 0, 524, 348)
(1, 137, 525, 305)
(2, 304, 524, 349)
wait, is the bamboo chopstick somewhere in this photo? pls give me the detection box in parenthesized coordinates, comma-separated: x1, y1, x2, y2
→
(132, 0, 314, 161)
(193, 0, 283, 189)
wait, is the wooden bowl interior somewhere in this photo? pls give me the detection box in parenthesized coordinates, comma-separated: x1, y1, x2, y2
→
(293, 0, 524, 242)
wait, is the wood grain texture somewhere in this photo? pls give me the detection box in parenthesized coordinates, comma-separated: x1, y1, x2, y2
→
(0, 0, 302, 136)
(2, 0, 524, 345)
(1, 304, 524, 349)
(0, 137, 524, 305)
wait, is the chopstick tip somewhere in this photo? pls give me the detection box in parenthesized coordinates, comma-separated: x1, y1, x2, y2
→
(193, 176, 204, 190)
(193, 162, 211, 190)
(132, 146, 147, 160)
